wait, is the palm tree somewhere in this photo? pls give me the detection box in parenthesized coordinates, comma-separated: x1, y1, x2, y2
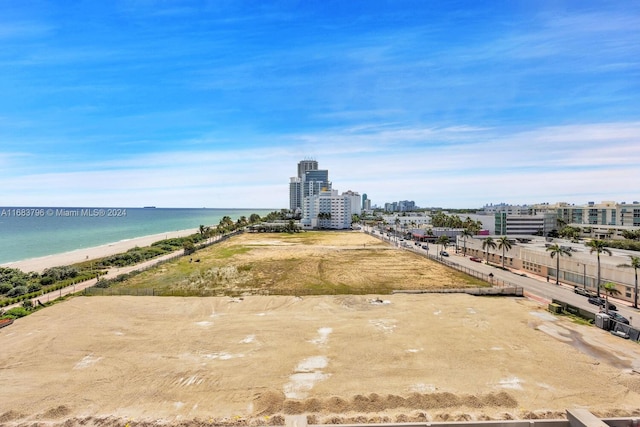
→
(482, 237, 496, 265)
(436, 235, 450, 259)
(497, 236, 512, 269)
(317, 212, 331, 229)
(586, 239, 612, 297)
(460, 229, 474, 257)
(545, 244, 572, 285)
(394, 217, 401, 242)
(618, 255, 640, 308)
(602, 282, 620, 315)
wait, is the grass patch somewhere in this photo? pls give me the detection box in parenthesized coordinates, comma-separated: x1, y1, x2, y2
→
(102, 231, 489, 296)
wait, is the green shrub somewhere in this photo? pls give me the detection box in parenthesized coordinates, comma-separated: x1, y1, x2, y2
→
(0, 283, 12, 295)
(605, 240, 640, 252)
(42, 266, 79, 281)
(7, 285, 28, 297)
(40, 276, 55, 286)
(4, 306, 30, 318)
(27, 283, 42, 293)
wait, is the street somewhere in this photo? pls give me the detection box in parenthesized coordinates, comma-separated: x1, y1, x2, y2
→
(363, 225, 639, 329)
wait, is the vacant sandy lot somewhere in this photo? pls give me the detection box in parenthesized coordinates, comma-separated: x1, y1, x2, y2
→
(2, 294, 640, 426)
(2, 232, 640, 426)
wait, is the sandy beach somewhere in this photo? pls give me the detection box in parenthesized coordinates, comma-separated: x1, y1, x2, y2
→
(0, 228, 198, 274)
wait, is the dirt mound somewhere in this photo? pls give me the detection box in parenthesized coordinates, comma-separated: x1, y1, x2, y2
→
(253, 390, 286, 416)
(0, 410, 23, 423)
(38, 405, 71, 419)
(251, 391, 518, 416)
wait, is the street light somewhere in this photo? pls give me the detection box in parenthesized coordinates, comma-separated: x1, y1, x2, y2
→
(578, 262, 586, 290)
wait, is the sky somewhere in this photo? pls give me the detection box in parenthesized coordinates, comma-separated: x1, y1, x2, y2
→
(1, 1, 639, 209)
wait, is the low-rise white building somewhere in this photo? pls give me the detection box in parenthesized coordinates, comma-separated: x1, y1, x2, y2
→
(380, 213, 431, 230)
(301, 189, 353, 230)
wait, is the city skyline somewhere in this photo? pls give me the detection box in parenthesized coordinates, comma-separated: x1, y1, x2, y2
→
(1, 2, 639, 209)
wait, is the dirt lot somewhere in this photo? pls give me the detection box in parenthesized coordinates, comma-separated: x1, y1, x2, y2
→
(2, 232, 640, 426)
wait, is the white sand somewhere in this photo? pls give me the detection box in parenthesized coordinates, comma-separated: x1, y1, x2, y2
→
(1, 228, 198, 273)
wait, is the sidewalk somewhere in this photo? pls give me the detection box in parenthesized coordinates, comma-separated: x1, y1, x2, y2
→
(451, 250, 632, 309)
(2, 234, 237, 312)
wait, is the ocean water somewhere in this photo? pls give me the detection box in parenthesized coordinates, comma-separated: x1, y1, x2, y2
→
(0, 207, 275, 265)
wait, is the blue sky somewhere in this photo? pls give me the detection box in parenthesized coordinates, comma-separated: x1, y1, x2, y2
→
(1, 1, 639, 209)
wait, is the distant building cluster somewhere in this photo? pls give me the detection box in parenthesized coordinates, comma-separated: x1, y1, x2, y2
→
(480, 200, 640, 238)
(383, 200, 416, 212)
(289, 159, 364, 230)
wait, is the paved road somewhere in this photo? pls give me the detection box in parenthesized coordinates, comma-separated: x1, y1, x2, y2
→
(363, 227, 640, 329)
(442, 250, 639, 328)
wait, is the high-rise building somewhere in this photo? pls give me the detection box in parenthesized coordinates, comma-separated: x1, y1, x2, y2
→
(297, 159, 318, 178)
(290, 159, 330, 212)
(290, 159, 363, 229)
(343, 190, 362, 216)
(289, 177, 302, 211)
(303, 169, 331, 198)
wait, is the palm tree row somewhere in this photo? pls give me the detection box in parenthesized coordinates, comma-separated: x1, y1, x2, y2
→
(198, 213, 265, 239)
(317, 212, 332, 229)
(430, 212, 483, 230)
(479, 236, 512, 269)
(479, 236, 638, 306)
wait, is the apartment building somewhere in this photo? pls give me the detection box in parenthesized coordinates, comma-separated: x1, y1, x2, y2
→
(301, 189, 352, 230)
(485, 201, 640, 239)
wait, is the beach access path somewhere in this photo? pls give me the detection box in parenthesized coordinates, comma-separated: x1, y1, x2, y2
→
(3, 249, 184, 310)
(2, 232, 232, 311)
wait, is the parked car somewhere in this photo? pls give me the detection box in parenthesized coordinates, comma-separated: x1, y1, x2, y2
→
(573, 286, 595, 297)
(440, 251, 449, 257)
(588, 296, 617, 311)
(469, 257, 482, 262)
(607, 312, 629, 324)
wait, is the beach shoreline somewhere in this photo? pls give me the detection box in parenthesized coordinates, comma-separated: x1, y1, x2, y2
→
(1, 228, 198, 273)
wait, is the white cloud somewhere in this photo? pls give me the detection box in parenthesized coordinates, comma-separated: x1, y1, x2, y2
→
(1, 121, 638, 208)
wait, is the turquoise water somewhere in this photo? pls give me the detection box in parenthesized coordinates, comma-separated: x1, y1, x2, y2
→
(0, 207, 275, 264)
